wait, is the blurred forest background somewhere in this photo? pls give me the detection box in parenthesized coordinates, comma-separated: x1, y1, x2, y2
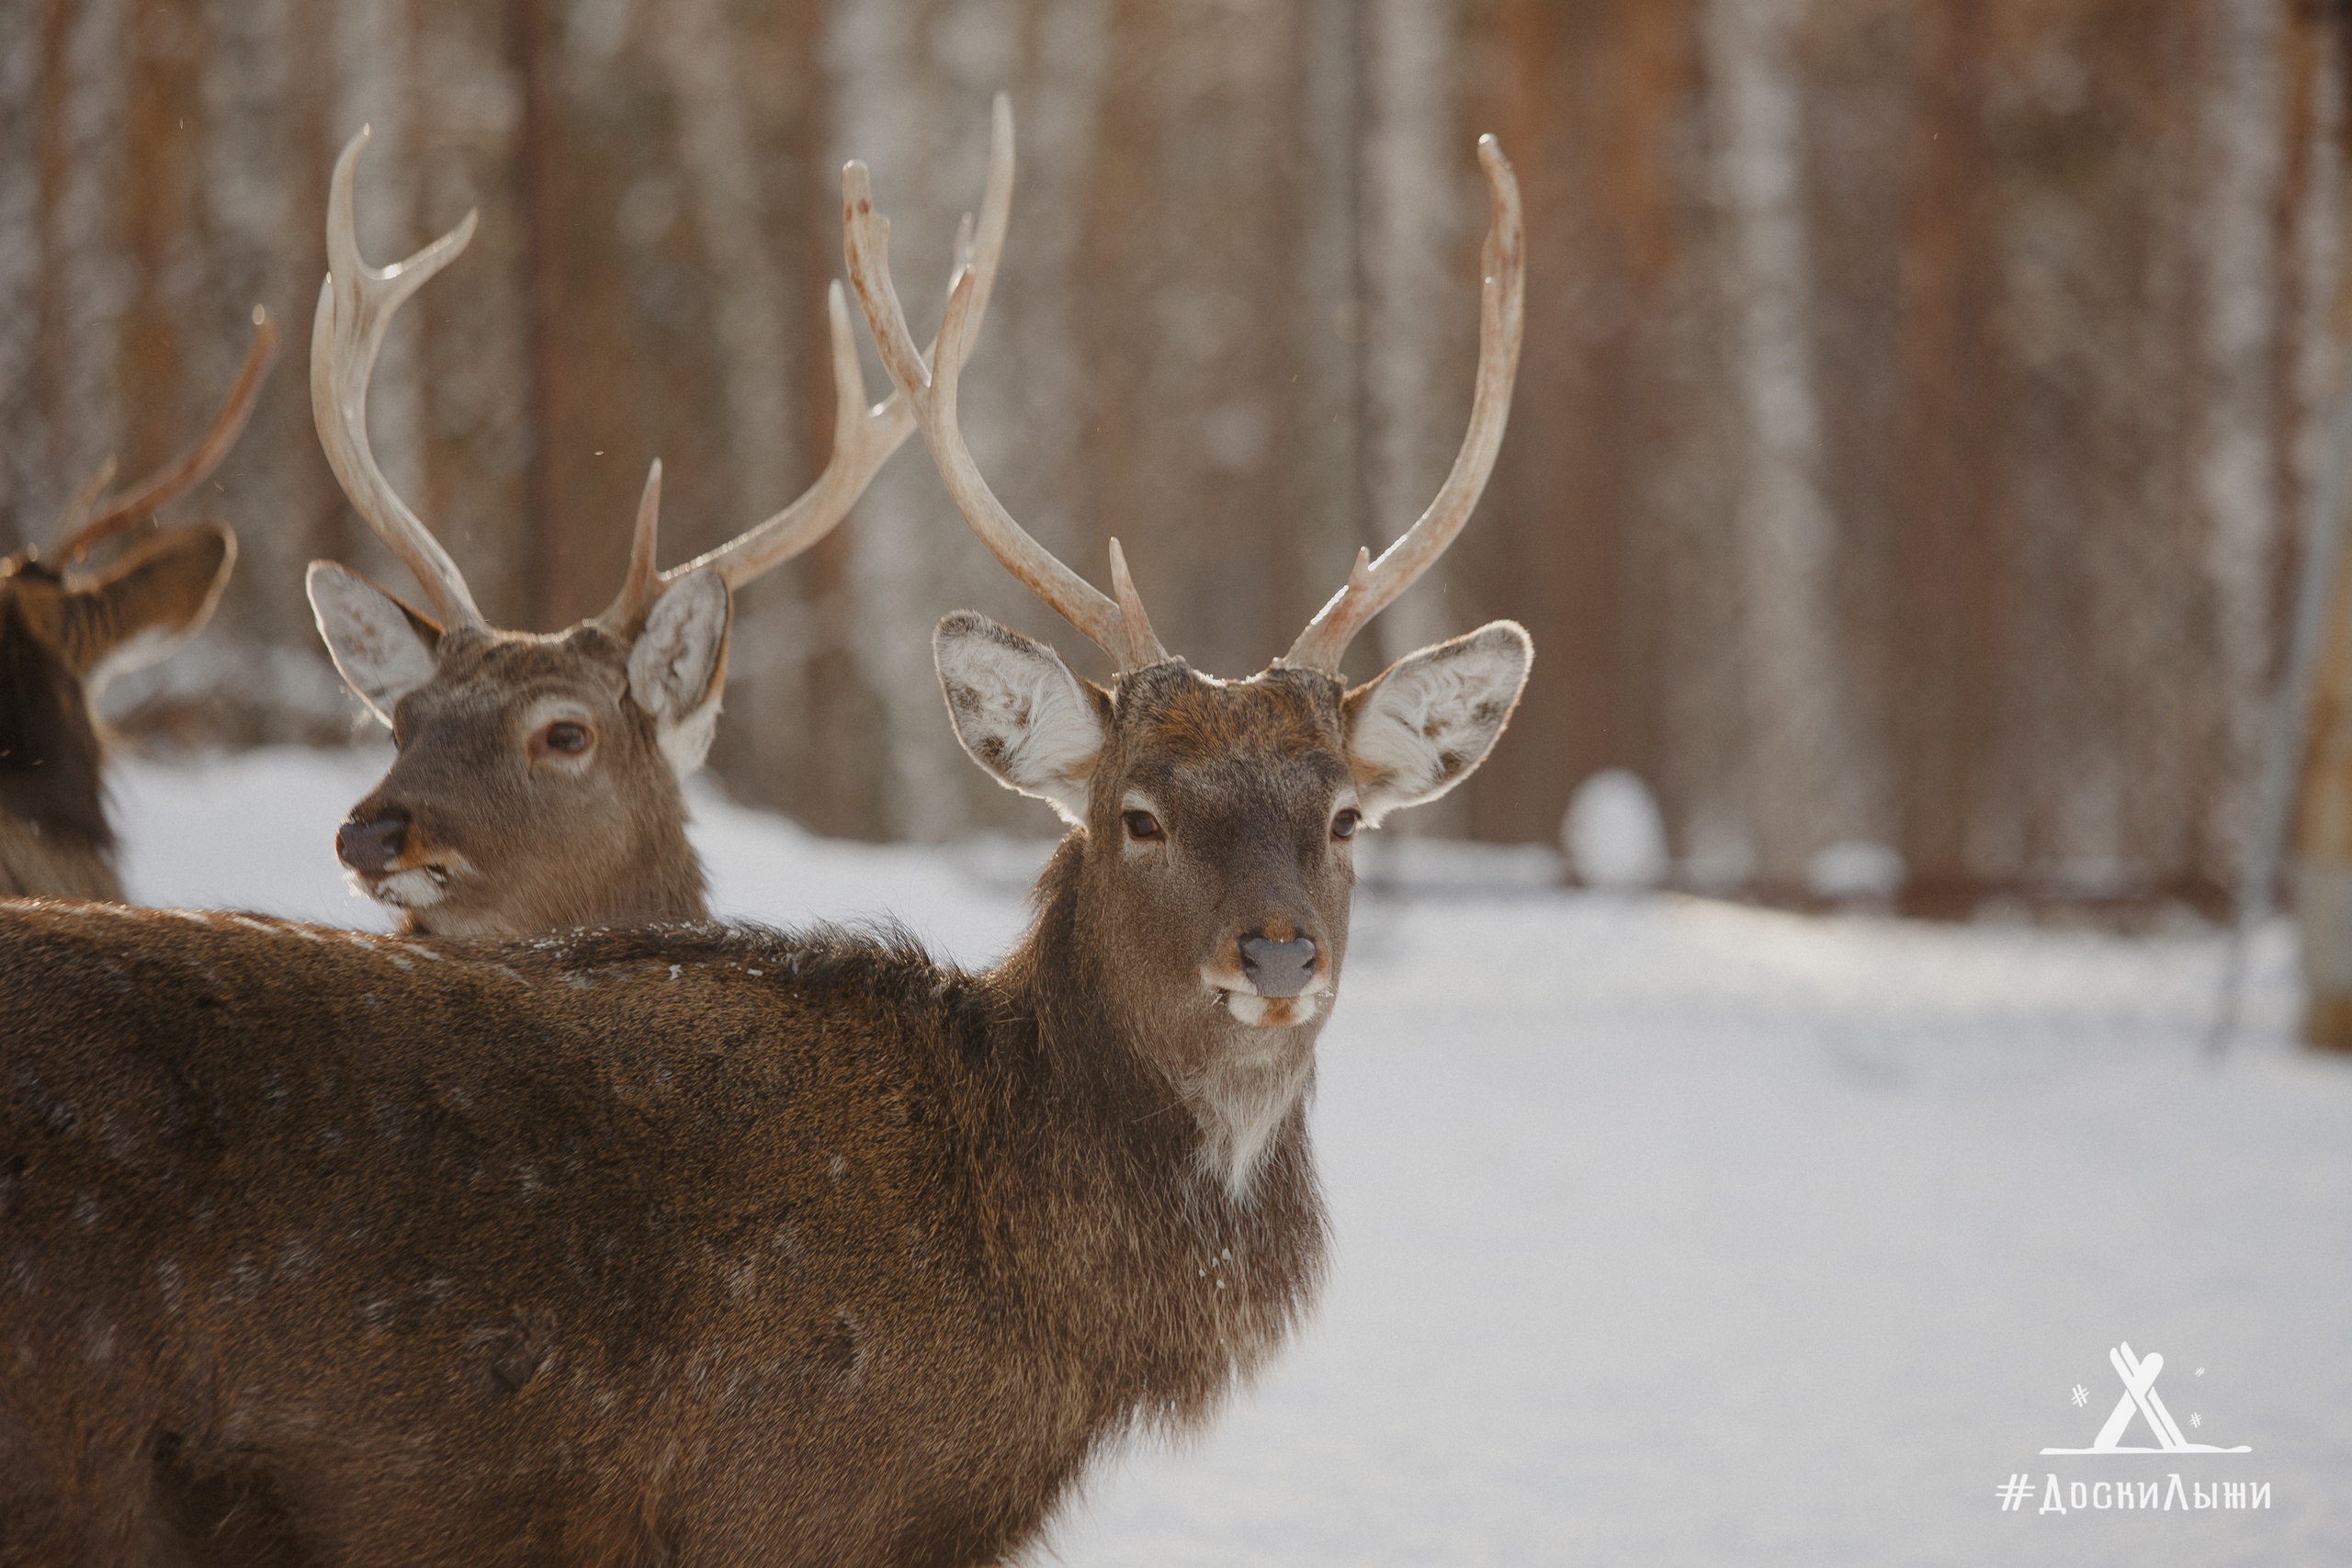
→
(5, 0, 2352, 919)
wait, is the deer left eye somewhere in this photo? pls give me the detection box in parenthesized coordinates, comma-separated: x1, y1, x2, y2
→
(1330, 807, 1362, 841)
(1122, 810, 1165, 842)
(537, 721, 594, 758)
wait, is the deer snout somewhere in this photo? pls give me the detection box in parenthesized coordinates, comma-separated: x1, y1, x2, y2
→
(1238, 933, 1317, 998)
(336, 813, 409, 875)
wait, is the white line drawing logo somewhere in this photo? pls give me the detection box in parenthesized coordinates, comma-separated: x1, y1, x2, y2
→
(2041, 1343, 2251, 1455)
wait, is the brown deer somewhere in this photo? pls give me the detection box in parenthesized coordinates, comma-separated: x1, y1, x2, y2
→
(0, 310, 277, 901)
(0, 134, 1525, 1566)
(309, 103, 1012, 937)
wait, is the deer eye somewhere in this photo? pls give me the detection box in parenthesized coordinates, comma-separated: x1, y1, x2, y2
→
(534, 721, 594, 759)
(1122, 809, 1165, 843)
(1331, 807, 1362, 841)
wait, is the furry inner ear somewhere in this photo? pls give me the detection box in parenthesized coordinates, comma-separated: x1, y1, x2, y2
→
(627, 570, 731, 779)
(307, 561, 441, 727)
(933, 610, 1105, 826)
(1343, 621, 1532, 824)
(68, 524, 238, 687)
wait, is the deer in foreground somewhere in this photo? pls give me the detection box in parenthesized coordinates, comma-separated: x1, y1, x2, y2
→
(0, 134, 1526, 1566)
(0, 310, 277, 900)
(309, 101, 1012, 937)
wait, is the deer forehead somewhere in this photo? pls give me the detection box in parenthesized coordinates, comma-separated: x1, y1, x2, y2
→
(1108, 663, 1346, 765)
(427, 627, 632, 707)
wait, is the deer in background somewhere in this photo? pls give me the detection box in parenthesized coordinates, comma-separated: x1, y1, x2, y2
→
(0, 310, 277, 900)
(308, 100, 1012, 937)
(0, 133, 1524, 1566)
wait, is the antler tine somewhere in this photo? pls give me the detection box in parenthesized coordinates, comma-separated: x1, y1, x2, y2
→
(669, 92, 1018, 592)
(51, 307, 280, 563)
(842, 116, 1168, 671)
(311, 125, 486, 629)
(1285, 134, 1525, 675)
(598, 460, 665, 633)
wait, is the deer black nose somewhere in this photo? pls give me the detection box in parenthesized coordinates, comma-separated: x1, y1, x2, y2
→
(336, 814, 408, 875)
(1238, 934, 1317, 998)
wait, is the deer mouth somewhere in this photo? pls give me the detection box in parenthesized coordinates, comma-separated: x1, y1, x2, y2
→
(346, 850, 477, 912)
(1202, 969, 1330, 1030)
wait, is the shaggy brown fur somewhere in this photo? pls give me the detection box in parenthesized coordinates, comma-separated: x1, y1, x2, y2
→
(0, 617, 1528, 1565)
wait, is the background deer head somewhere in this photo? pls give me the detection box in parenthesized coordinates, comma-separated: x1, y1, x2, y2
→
(0, 310, 276, 900)
(307, 103, 1013, 936)
(850, 133, 1531, 1195)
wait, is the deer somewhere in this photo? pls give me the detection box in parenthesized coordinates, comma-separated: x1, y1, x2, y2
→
(0, 310, 277, 902)
(0, 132, 1527, 1567)
(307, 100, 1013, 938)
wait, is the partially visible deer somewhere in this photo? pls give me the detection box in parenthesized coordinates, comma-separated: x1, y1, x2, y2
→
(0, 310, 277, 900)
(309, 101, 1013, 937)
(0, 135, 1526, 1566)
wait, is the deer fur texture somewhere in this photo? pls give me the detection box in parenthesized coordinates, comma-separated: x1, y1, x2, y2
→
(0, 613, 1529, 1567)
(0, 526, 236, 901)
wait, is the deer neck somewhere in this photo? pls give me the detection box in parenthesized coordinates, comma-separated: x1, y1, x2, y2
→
(1006, 835, 1328, 1207)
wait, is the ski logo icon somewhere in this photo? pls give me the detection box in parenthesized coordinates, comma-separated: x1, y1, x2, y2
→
(2041, 1343, 2250, 1455)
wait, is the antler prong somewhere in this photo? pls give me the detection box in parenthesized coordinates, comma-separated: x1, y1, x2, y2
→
(312, 125, 486, 629)
(51, 307, 280, 563)
(599, 460, 664, 634)
(1283, 133, 1524, 674)
(1105, 538, 1167, 669)
(667, 94, 1016, 592)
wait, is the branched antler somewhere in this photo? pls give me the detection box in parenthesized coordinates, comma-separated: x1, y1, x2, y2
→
(1283, 136, 1524, 674)
(659, 95, 1017, 600)
(842, 109, 1169, 673)
(312, 126, 485, 629)
(51, 307, 279, 563)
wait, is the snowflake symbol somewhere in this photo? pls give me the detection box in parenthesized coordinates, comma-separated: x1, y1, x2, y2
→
(2070, 1383, 2090, 1407)
(2190, 1413, 2202, 1429)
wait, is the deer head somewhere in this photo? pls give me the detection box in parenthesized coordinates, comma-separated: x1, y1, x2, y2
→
(848, 133, 1531, 1194)
(308, 102, 1015, 936)
(0, 310, 277, 900)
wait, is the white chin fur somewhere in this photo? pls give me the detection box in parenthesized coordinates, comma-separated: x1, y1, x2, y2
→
(352, 866, 448, 910)
(1219, 989, 1322, 1029)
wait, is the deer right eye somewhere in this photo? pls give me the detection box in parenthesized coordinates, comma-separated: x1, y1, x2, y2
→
(1122, 810, 1165, 842)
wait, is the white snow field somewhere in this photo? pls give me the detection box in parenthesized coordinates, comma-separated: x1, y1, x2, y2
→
(106, 746, 2352, 1567)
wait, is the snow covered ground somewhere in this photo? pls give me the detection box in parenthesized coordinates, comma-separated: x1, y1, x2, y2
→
(107, 746, 2352, 1566)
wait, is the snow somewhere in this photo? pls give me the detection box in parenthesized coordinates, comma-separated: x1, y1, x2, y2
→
(105, 746, 2352, 1565)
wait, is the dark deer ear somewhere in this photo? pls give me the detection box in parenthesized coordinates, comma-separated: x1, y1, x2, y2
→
(627, 569, 731, 778)
(308, 560, 442, 726)
(933, 611, 1105, 826)
(1342, 620, 1532, 824)
(63, 523, 237, 685)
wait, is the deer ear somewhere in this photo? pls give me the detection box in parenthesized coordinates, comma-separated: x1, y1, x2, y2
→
(628, 569, 730, 779)
(307, 560, 441, 727)
(933, 611, 1105, 826)
(1343, 620, 1532, 824)
(65, 523, 237, 686)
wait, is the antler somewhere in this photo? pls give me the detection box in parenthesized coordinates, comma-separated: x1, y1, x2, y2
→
(664, 94, 1017, 593)
(312, 125, 486, 630)
(842, 112, 1168, 672)
(1283, 135, 1524, 674)
(50, 306, 280, 563)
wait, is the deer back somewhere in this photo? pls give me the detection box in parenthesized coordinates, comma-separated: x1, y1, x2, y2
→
(0, 900, 1322, 1565)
